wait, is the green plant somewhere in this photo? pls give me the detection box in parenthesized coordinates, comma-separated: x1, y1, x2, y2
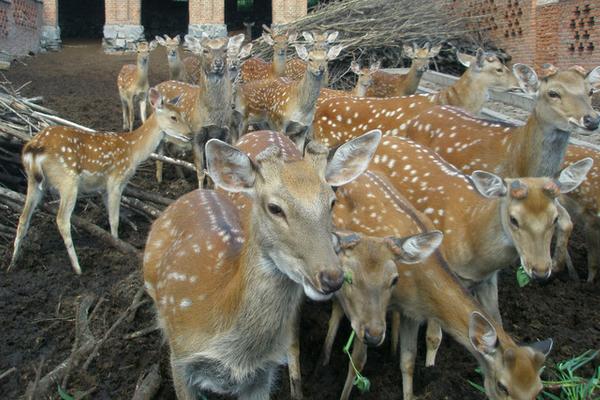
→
(343, 331, 371, 393)
(57, 385, 75, 400)
(517, 265, 531, 287)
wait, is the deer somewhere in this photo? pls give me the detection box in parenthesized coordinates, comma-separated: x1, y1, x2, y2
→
(117, 40, 157, 132)
(235, 34, 344, 149)
(365, 42, 441, 97)
(367, 136, 592, 368)
(240, 25, 298, 82)
(142, 129, 381, 400)
(311, 169, 553, 400)
(401, 64, 600, 280)
(155, 34, 188, 82)
(10, 88, 191, 274)
(243, 22, 255, 42)
(283, 31, 340, 83)
(316, 60, 381, 103)
(312, 48, 521, 148)
(153, 34, 250, 184)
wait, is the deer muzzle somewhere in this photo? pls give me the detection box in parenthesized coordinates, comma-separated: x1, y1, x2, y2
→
(582, 114, 600, 131)
(317, 269, 344, 294)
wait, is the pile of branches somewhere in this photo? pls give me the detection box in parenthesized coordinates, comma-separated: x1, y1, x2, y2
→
(252, 0, 495, 87)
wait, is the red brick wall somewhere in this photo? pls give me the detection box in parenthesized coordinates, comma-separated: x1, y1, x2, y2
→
(555, 1, 600, 68)
(189, 0, 225, 24)
(104, 0, 141, 25)
(0, 0, 43, 58)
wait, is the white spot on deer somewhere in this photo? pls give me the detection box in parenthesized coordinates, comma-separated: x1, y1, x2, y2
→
(180, 298, 192, 308)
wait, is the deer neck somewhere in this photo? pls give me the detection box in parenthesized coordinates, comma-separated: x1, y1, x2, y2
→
(125, 114, 164, 167)
(403, 63, 425, 95)
(503, 111, 570, 178)
(199, 70, 232, 116)
(295, 71, 325, 116)
(136, 56, 149, 87)
(440, 70, 487, 114)
(352, 80, 370, 97)
(168, 49, 184, 80)
(272, 51, 287, 76)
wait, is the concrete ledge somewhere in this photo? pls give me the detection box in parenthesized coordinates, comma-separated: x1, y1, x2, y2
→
(188, 24, 227, 38)
(102, 25, 145, 53)
(40, 25, 61, 51)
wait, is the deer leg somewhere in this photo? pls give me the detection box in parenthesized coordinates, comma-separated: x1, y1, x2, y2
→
(425, 319, 442, 367)
(319, 299, 344, 367)
(171, 360, 197, 400)
(399, 316, 420, 400)
(584, 215, 600, 283)
(474, 272, 502, 324)
(120, 96, 129, 131)
(192, 134, 206, 188)
(155, 142, 165, 183)
(390, 310, 400, 357)
(239, 369, 274, 400)
(127, 97, 135, 132)
(139, 93, 148, 123)
(10, 179, 44, 269)
(106, 181, 125, 239)
(340, 337, 367, 400)
(55, 183, 81, 274)
(288, 310, 303, 400)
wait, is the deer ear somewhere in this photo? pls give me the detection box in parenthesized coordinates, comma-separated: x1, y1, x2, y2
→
(148, 88, 164, 109)
(327, 31, 339, 44)
(527, 338, 553, 358)
(370, 60, 381, 71)
(155, 36, 166, 46)
(229, 33, 245, 49)
(513, 63, 539, 94)
(326, 130, 381, 187)
(302, 31, 315, 43)
(429, 44, 442, 57)
(469, 312, 499, 358)
(149, 40, 158, 51)
(173, 35, 180, 44)
(456, 50, 474, 67)
(262, 32, 275, 46)
(294, 44, 309, 61)
(586, 66, 600, 89)
(239, 43, 253, 59)
(332, 230, 362, 254)
(471, 171, 507, 198)
(474, 48, 485, 70)
(327, 44, 344, 61)
(206, 139, 256, 193)
(288, 32, 298, 43)
(350, 60, 361, 74)
(386, 231, 443, 264)
(403, 44, 415, 58)
(556, 157, 593, 193)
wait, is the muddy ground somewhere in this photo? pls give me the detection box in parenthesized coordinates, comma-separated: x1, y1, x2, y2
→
(0, 40, 599, 400)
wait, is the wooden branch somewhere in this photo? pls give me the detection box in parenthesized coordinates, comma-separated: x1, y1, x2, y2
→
(149, 153, 196, 171)
(31, 111, 95, 132)
(132, 364, 161, 400)
(124, 186, 173, 207)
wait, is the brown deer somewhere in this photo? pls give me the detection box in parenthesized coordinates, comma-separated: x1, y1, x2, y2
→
(312, 48, 521, 148)
(283, 31, 340, 83)
(235, 35, 344, 149)
(314, 170, 553, 400)
(10, 88, 191, 274)
(143, 129, 381, 400)
(243, 22, 255, 42)
(402, 64, 600, 280)
(155, 34, 188, 82)
(240, 25, 298, 82)
(316, 60, 381, 103)
(365, 42, 441, 97)
(117, 40, 157, 131)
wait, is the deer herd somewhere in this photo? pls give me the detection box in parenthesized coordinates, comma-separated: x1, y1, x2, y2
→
(8, 24, 600, 400)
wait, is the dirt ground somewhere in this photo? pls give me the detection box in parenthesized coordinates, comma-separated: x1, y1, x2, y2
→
(1, 40, 599, 400)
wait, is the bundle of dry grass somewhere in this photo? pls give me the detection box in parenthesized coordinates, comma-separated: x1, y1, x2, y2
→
(253, 0, 490, 87)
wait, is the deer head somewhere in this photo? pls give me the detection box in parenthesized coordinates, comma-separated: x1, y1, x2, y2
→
(514, 63, 600, 132)
(206, 130, 381, 300)
(334, 230, 442, 346)
(457, 48, 520, 92)
(148, 88, 192, 142)
(196, 35, 230, 76)
(155, 34, 180, 61)
(403, 42, 442, 72)
(226, 34, 252, 79)
(135, 40, 157, 66)
(262, 25, 297, 57)
(469, 312, 553, 400)
(303, 30, 339, 49)
(471, 158, 592, 280)
(350, 60, 381, 94)
(294, 42, 344, 79)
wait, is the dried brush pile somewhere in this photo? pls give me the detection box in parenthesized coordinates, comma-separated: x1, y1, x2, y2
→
(252, 0, 492, 88)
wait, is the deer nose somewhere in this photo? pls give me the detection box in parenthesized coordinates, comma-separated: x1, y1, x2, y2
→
(318, 65, 325, 73)
(531, 267, 551, 282)
(363, 327, 384, 346)
(318, 269, 344, 294)
(583, 115, 600, 131)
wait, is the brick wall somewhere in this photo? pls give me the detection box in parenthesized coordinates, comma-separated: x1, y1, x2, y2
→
(272, 0, 307, 24)
(0, 0, 44, 58)
(189, 0, 225, 24)
(105, 0, 141, 25)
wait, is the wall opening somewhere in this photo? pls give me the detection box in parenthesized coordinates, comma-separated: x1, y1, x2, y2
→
(58, 0, 105, 39)
(225, 0, 271, 39)
(142, 0, 188, 39)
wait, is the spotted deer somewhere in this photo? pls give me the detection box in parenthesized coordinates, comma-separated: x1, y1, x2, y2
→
(153, 35, 250, 184)
(365, 42, 441, 97)
(235, 35, 344, 149)
(240, 25, 298, 82)
(117, 40, 157, 131)
(312, 48, 521, 148)
(316, 60, 381, 103)
(10, 88, 191, 274)
(283, 31, 340, 83)
(155, 34, 188, 82)
(403, 64, 600, 279)
(314, 170, 553, 400)
(143, 129, 381, 400)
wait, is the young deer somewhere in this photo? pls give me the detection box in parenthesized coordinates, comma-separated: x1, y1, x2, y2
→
(365, 42, 441, 97)
(319, 170, 553, 400)
(243, 21, 255, 42)
(316, 60, 381, 103)
(10, 88, 191, 274)
(403, 64, 600, 278)
(235, 35, 344, 149)
(283, 31, 340, 83)
(117, 40, 157, 132)
(240, 25, 298, 82)
(312, 49, 521, 148)
(143, 130, 380, 400)
(155, 34, 188, 82)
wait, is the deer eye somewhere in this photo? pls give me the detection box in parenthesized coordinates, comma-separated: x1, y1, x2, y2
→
(267, 203, 285, 217)
(553, 216, 559, 225)
(497, 382, 509, 396)
(330, 199, 336, 210)
(548, 90, 561, 99)
(509, 216, 520, 228)
(496, 68, 503, 73)
(170, 115, 178, 122)
(390, 275, 399, 287)
(589, 89, 594, 97)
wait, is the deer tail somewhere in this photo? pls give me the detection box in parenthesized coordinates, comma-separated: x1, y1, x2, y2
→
(22, 143, 46, 189)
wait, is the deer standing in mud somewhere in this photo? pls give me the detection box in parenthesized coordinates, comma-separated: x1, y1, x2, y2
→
(155, 34, 188, 82)
(310, 169, 554, 400)
(312, 48, 521, 148)
(10, 89, 191, 274)
(143, 129, 380, 400)
(235, 32, 344, 149)
(366, 42, 441, 97)
(117, 40, 157, 131)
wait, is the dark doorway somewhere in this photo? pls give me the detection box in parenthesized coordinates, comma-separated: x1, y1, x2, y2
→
(58, 0, 105, 39)
(225, 0, 271, 40)
(142, 0, 189, 39)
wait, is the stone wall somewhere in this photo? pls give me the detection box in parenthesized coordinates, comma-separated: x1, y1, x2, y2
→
(0, 0, 44, 59)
